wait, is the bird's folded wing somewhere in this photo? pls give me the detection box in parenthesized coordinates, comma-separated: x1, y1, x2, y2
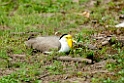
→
(25, 36, 61, 52)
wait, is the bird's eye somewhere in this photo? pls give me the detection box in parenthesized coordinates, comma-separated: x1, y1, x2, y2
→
(66, 37, 68, 39)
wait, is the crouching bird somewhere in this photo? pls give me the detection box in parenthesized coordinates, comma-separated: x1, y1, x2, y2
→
(25, 34, 74, 54)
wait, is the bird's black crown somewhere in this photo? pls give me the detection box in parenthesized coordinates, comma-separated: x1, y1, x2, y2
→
(59, 34, 68, 40)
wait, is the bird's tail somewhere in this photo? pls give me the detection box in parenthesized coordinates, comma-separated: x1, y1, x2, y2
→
(28, 34, 35, 40)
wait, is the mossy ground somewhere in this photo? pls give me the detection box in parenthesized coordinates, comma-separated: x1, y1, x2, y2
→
(0, 0, 124, 83)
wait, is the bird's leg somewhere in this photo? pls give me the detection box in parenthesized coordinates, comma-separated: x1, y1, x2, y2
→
(65, 51, 70, 55)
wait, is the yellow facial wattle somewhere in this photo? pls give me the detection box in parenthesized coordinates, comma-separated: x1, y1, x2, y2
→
(67, 39, 73, 48)
(65, 35, 73, 48)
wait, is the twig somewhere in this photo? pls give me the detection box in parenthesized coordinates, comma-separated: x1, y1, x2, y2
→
(10, 32, 40, 35)
(54, 56, 92, 63)
(8, 54, 26, 58)
(102, 41, 109, 46)
(37, 73, 50, 79)
(0, 0, 12, 6)
(85, 70, 115, 75)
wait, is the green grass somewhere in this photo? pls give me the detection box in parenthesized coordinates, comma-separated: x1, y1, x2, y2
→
(0, 0, 124, 83)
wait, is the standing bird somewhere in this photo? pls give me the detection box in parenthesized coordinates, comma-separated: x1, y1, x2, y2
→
(25, 34, 74, 54)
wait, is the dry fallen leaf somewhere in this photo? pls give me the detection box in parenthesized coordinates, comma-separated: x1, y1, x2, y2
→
(115, 22, 124, 28)
(72, 0, 79, 3)
(55, 31, 61, 36)
(82, 11, 90, 18)
(76, 11, 90, 18)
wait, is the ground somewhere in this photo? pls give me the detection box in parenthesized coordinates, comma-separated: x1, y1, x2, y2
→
(0, 0, 124, 83)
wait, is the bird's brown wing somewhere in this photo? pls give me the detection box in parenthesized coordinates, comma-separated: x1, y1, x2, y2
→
(25, 36, 61, 52)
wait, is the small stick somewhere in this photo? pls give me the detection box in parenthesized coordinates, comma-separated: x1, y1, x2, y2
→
(10, 32, 40, 35)
(54, 56, 92, 63)
(85, 70, 115, 75)
(37, 73, 50, 79)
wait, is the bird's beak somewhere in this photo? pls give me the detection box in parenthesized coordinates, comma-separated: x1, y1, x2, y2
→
(72, 39, 77, 43)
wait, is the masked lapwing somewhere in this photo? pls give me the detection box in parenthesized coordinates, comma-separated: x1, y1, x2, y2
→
(25, 34, 74, 54)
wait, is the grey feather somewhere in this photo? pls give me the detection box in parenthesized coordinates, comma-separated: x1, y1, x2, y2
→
(25, 36, 61, 53)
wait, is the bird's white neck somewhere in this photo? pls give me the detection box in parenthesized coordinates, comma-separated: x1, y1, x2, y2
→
(59, 39, 70, 52)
